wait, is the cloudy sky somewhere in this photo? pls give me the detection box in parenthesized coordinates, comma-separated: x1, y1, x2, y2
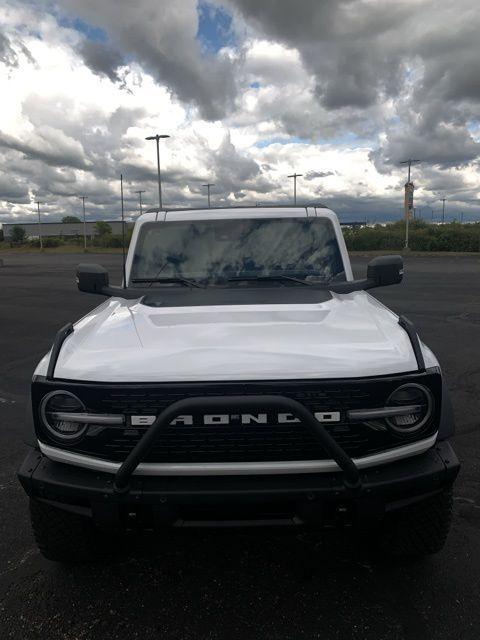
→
(1, 0, 479, 223)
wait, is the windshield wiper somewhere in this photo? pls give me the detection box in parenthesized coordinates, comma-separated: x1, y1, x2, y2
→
(131, 277, 204, 289)
(226, 275, 314, 286)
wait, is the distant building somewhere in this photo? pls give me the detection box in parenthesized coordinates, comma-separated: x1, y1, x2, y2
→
(2, 220, 134, 240)
(339, 221, 367, 228)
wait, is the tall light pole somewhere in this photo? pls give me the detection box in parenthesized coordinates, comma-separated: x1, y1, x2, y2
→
(145, 134, 170, 210)
(120, 174, 126, 288)
(441, 198, 446, 223)
(288, 173, 302, 205)
(134, 190, 146, 216)
(202, 183, 215, 208)
(79, 196, 87, 252)
(35, 201, 43, 251)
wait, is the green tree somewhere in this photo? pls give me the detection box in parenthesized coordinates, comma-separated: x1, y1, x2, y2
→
(342, 220, 480, 253)
(62, 216, 81, 223)
(10, 225, 27, 244)
(95, 221, 112, 236)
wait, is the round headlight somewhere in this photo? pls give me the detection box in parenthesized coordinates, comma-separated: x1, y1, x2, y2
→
(385, 383, 433, 434)
(40, 391, 87, 440)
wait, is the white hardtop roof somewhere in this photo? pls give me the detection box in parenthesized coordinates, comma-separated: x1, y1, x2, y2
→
(137, 206, 338, 224)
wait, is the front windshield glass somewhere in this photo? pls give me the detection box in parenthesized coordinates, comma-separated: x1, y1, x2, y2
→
(130, 217, 345, 285)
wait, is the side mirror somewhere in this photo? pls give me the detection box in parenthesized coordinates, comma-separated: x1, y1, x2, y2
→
(77, 263, 144, 299)
(77, 263, 110, 294)
(367, 255, 404, 287)
(330, 255, 403, 294)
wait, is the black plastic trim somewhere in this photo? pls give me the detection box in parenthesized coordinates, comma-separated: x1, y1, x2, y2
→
(22, 397, 37, 447)
(329, 278, 374, 294)
(17, 440, 460, 530)
(46, 323, 74, 380)
(34, 368, 438, 388)
(437, 379, 456, 440)
(398, 315, 425, 371)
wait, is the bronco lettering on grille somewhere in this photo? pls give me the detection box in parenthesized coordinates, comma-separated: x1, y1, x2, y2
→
(130, 412, 341, 426)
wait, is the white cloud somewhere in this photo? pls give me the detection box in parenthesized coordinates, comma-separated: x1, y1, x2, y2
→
(244, 40, 305, 86)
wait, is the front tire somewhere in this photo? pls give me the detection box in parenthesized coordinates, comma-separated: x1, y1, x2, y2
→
(380, 487, 453, 557)
(30, 498, 100, 563)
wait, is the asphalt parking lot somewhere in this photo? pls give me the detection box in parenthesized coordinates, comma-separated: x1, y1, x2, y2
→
(0, 251, 479, 639)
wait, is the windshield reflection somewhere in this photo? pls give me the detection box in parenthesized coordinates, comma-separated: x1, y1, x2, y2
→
(131, 217, 345, 285)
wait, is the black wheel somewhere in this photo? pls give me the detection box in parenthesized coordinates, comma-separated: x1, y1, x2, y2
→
(30, 498, 100, 563)
(380, 487, 453, 557)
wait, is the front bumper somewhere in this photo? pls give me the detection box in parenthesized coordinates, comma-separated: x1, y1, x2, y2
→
(18, 440, 459, 529)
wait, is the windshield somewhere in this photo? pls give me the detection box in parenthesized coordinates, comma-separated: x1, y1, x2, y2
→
(130, 217, 345, 285)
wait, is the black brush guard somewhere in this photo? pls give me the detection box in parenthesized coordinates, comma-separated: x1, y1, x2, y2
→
(113, 395, 361, 493)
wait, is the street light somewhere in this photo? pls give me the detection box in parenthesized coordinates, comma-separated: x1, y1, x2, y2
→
(35, 201, 43, 251)
(287, 173, 302, 205)
(400, 158, 420, 183)
(202, 183, 215, 208)
(79, 196, 87, 251)
(145, 134, 170, 210)
(134, 190, 146, 216)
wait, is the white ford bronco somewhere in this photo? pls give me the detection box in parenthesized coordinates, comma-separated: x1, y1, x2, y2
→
(18, 206, 459, 562)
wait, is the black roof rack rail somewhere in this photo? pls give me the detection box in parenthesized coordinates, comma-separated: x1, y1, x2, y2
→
(46, 323, 74, 380)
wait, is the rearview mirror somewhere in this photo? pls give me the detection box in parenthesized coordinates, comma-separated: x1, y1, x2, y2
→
(329, 255, 403, 294)
(76, 263, 144, 299)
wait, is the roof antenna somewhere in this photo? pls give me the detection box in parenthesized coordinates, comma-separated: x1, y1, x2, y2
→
(120, 173, 127, 289)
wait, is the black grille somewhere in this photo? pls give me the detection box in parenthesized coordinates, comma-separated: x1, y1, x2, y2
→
(32, 373, 441, 464)
(86, 423, 370, 463)
(97, 385, 371, 415)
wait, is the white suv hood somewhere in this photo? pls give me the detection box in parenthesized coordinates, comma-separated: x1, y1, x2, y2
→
(40, 292, 434, 383)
